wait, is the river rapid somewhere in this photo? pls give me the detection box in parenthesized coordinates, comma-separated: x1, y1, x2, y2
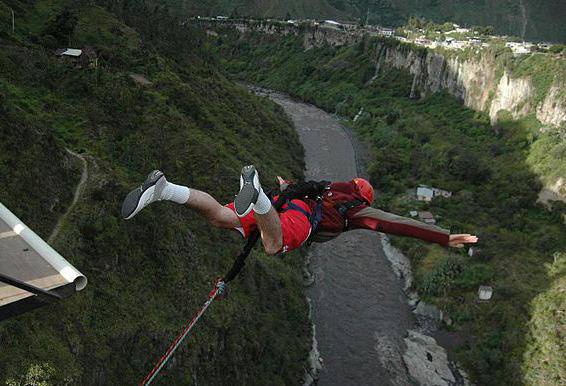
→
(261, 90, 416, 386)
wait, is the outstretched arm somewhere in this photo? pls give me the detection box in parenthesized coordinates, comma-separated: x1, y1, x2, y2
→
(349, 207, 477, 247)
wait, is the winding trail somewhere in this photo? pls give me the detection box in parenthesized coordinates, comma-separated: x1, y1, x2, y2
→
(265, 90, 415, 385)
(48, 149, 88, 244)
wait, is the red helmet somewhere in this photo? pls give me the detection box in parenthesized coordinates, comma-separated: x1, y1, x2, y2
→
(352, 178, 374, 204)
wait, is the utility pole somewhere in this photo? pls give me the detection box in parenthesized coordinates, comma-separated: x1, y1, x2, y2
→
(11, 8, 15, 33)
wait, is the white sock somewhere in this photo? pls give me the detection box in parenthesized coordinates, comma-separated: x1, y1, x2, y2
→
(160, 181, 191, 204)
(253, 188, 272, 215)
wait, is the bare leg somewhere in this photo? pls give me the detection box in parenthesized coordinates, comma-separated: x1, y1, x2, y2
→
(254, 208, 283, 255)
(186, 189, 240, 229)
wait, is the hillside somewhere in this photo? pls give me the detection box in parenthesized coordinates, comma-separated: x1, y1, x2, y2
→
(163, 0, 566, 42)
(210, 29, 566, 385)
(0, 1, 311, 384)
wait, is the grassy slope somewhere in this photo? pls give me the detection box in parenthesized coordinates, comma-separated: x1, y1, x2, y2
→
(0, 1, 310, 385)
(213, 31, 566, 385)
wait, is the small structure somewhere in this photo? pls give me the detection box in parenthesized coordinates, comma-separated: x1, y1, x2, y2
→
(410, 211, 418, 217)
(432, 187, 453, 198)
(468, 247, 482, 257)
(55, 47, 97, 68)
(417, 186, 434, 201)
(55, 48, 82, 57)
(478, 286, 493, 301)
(506, 42, 535, 55)
(417, 185, 452, 200)
(379, 28, 395, 37)
(129, 74, 152, 86)
(418, 211, 435, 225)
(322, 20, 341, 26)
(415, 37, 432, 46)
(455, 27, 470, 33)
(0, 202, 87, 320)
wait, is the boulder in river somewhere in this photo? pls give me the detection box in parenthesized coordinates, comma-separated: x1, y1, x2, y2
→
(403, 330, 456, 386)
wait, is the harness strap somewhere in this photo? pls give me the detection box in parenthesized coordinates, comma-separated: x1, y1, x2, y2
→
(282, 201, 311, 220)
(334, 199, 364, 229)
(335, 199, 364, 216)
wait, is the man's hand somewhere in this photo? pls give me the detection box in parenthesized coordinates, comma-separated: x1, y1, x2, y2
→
(448, 234, 478, 248)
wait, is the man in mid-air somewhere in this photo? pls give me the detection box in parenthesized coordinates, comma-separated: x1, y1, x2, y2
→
(122, 166, 477, 257)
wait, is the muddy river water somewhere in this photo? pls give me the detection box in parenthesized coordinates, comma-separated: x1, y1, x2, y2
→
(264, 91, 417, 386)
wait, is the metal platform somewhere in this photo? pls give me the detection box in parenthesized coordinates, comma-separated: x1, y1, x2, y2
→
(0, 202, 87, 321)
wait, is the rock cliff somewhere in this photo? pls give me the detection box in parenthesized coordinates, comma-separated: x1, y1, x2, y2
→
(201, 20, 566, 128)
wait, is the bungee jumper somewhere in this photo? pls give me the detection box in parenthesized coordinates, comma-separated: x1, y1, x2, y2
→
(122, 165, 478, 284)
(123, 165, 478, 385)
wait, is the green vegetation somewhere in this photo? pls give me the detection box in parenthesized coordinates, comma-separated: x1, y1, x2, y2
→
(0, 1, 310, 384)
(213, 32, 566, 385)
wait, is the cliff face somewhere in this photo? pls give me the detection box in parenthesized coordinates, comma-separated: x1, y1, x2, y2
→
(374, 43, 565, 127)
(202, 20, 566, 128)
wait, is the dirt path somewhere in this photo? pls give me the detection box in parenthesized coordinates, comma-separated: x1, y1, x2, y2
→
(265, 91, 414, 386)
(48, 149, 88, 244)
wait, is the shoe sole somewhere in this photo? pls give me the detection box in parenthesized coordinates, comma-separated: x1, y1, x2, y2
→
(121, 170, 164, 220)
(234, 165, 259, 217)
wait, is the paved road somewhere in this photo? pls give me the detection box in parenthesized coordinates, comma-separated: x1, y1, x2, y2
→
(268, 92, 415, 386)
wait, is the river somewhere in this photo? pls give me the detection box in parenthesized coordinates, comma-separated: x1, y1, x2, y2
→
(262, 90, 416, 386)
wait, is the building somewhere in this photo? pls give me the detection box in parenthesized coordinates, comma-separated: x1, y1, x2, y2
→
(415, 37, 432, 46)
(432, 187, 453, 198)
(379, 28, 395, 37)
(55, 48, 82, 57)
(55, 47, 97, 68)
(506, 42, 534, 55)
(322, 20, 341, 26)
(418, 211, 436, 225)
(417, 186, 434, 201)
(478, 286, 493, 301)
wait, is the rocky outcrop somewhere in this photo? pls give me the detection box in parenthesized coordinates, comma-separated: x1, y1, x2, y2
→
(373, 43, 565, 128)
(403, 330, 471, 386)
(489, 71, 533, 123)
(537, 84, 566, 126)
(381, 236, 470, 385)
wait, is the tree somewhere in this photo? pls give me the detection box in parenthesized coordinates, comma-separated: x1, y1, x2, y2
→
(42, 7, 78, 47)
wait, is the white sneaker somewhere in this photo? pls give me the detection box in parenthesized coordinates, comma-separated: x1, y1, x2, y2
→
(121, 170, 166, 220)
(234, 165, 261, 217)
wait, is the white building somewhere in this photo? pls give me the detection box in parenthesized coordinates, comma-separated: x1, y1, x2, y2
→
(379, 28, 395, 37)
(417, 185, 452, 200)
(432, 187, 452, 198)
(322, 20, 341, 26)
(416, 187, 434, 201)
(506, 42, 534, 55)
(478, 286, 493, 301)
